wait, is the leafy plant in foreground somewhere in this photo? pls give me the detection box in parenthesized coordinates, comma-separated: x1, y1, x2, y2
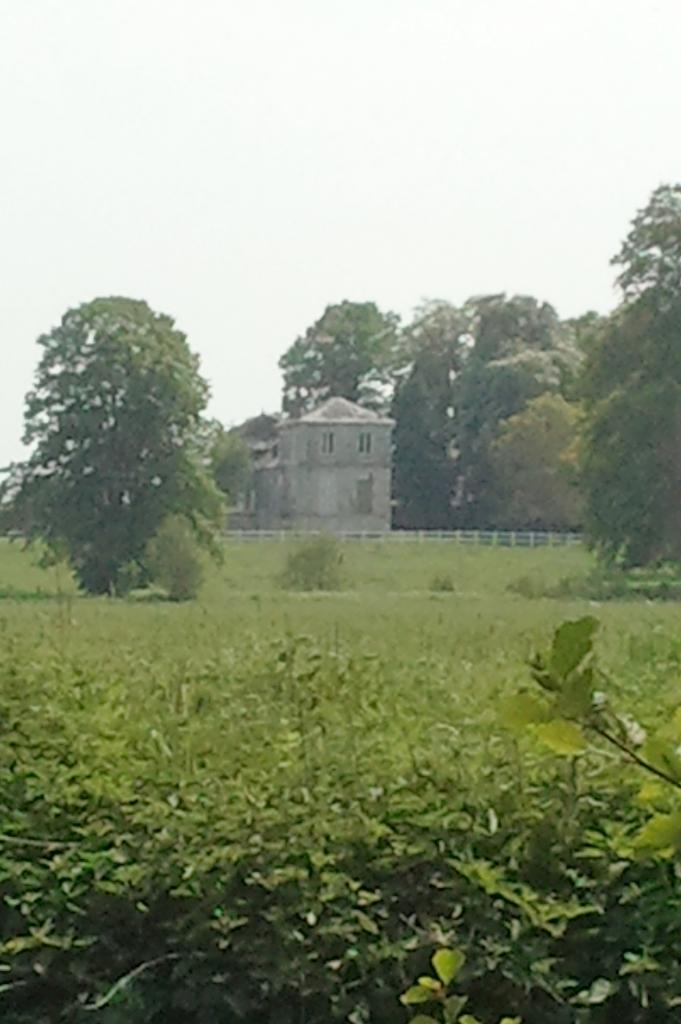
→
(400, 947, 520, 1024)
(503, 615, 681, 855)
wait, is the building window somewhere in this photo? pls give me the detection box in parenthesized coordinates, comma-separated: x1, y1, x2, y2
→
(321, 431, 335, 454)
(356, 477, 373, 514)
(358, 432, 372, 454)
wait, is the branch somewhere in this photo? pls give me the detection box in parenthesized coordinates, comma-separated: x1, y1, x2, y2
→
(0, 833, 76, 851)
(589, 724, 681, 792)
(82, 953, 181, 1011)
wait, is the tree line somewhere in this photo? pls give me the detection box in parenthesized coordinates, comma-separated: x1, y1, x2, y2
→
(1, 183, 680, 593)
(276, 292, 584, 532)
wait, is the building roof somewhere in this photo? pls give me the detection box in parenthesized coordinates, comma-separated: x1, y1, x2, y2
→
(283, 396, 394, 427)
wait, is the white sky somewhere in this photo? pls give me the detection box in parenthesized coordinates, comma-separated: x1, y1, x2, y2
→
(2, 0, 680, 466)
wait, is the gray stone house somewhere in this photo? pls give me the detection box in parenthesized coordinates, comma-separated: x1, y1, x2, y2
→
(252, 397, 394, 532)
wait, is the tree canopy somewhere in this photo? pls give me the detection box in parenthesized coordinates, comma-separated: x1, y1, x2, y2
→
(279, 300, 400, 416)
(490, 393, 583, 530)
(390, 295, 581, 529)
(582, 185, 681, 566)
(455, 294, 580, 525)
(209, 428, 253, 506)
(391, 301, 466, 528)
(3, 297, 223, 593)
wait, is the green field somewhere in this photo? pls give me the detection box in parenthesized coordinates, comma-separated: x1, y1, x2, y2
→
(3, 538, 681, 1023)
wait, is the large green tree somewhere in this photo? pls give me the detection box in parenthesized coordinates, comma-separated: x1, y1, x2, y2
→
(391, 301, 466, 528)
(582, 185, 681, 565)
(489, 393, 583, 530)
(3, 297, 223, 593)
(279, 300, 400, 416)
(454, 294, 580, 525)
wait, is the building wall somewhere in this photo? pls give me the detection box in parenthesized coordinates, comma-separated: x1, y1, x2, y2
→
(255, 420, 392, 531)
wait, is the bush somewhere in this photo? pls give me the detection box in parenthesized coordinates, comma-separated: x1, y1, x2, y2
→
(115, 560, 145, 596)
(280, 534, 343, 591)
(505, 572, 548, 599)
(6, 623, 681, 1022)
(508, 564, 681, 602)
(146, 515, 204, 601)
(429, 572, 455, 593)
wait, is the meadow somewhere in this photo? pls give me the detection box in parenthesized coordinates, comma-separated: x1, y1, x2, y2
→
(3, 537, 681, 1023)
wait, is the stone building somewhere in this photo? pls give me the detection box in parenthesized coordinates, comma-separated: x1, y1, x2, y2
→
(253, 397, 394, 532)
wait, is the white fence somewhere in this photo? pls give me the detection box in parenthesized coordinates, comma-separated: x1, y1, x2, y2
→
(225, 529, 583, 547)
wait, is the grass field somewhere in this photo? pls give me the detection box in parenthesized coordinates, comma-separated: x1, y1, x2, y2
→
(2, 535, 680, 686)
(4, 537, 681, 1022)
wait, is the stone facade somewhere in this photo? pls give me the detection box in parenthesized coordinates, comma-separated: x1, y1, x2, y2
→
(253, 397, 394, 532)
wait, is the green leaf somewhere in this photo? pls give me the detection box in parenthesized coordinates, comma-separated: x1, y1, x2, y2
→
(355, 910, 379, 935)
(445, 994, 469, 1018)
(400, 985, 434, 1005)
(641, 734, 681, 784)
(499, 693, 549, 729)
(417, 975, 442, 991)
(459, 1016, 483, 1024)
(573, 977, 617, 1005)
(550, 617, 598, 679)
(633, 811, 681, 855)
(408, 1017, 440, 1024)
(432, 947, 466, 985)
(499, 1018, 523, 1024)
(533, 719, 586, 755)
(556, 667, 594, 718)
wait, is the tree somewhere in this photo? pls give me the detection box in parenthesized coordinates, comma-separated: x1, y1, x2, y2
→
(391, 301, 466, 528)
(489, 394, 583, 529)
(454, 294, 580, 525)
(209, 429, 252, 506)
(3, 297, 223, 593)
(279, 300, 400, 416)
(582, 188, 681, 565)
(613, 183, 681, 301)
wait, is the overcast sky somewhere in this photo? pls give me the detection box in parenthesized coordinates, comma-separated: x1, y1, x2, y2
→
(2, 0, 680, 465)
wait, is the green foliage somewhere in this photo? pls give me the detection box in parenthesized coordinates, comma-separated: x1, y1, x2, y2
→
(489, 394, 582, 530)
(400, 948, 477, 1023)
(5, 543, 681, 1020)
(2, 297, 223, 594)
(208, 427, 252, 505)
(279, 300, 400, 416)
(503, 616, 681, 858)
(280, 534, 344, 591)
(400, 946, 520, 1024)
(508, 562, 681, 602)
(392, 302, 466, 529)
(581, 185, 681, 566)
(115, 559, 145, 596)
(455, 294, 580, 526)
(146, 515, 204, 600)
(391, 295, 581, 530)
(613, 183, 681, 300)
(430, 572, 455, 593)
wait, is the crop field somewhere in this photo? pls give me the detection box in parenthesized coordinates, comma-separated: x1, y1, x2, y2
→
(3, 537, 681, 1023)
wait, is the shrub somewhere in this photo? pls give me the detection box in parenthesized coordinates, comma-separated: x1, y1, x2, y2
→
(114, 560, 145, 596)
(280, 534, 343, 591)
(146, 515, 204, 600)
(430, 572, 455, 593)
(505, 572, 548, 599)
